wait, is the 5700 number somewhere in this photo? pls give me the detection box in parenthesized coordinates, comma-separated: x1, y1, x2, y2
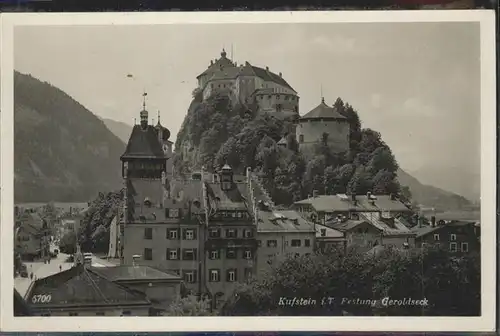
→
(32, 294, 52, 304)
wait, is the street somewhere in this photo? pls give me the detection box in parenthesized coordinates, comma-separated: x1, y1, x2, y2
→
(15, 244, 117, 298)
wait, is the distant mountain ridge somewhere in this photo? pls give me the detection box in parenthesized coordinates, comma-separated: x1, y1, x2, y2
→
(14, 71, 125, 202)
(102, 117, 472, 212)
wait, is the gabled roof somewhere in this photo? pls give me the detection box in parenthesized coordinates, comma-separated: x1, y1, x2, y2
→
(121, 124, 166, 160)
(257, 209, 315, 233)
(249, 65, 295, 91)
(207, 67, 240, 82)
(206, 182, 249, 211)
(294, 194, 411, 213)
(90, 265, 181, 282)
(197, 50, 236, 78)
(300, 99, 347, 121)
(26, 265, 150, 308)
(126, 178, 205, 223)
(328, 220, 378, 233)
(315, 223, 344, 238)
(411, 221, 476, 238)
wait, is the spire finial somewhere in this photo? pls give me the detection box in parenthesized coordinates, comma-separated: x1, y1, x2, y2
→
(221, 47, 227, 58)
(142, 91, 147, 110)
(157, 110, 161, 124)
(320, 84, 324, 103)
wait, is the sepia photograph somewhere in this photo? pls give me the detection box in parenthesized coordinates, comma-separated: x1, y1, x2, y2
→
(0, 11, 496, 332)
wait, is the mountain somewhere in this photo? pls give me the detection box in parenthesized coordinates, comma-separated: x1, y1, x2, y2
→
(101, 118, 133, 144)
(102, 109, 472, 212)
(396, 168, 472, 211)
(14, 71, 126, 203)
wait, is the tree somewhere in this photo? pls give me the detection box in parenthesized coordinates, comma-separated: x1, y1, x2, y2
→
(166, 295, 213, 316)
(347, 165, 373, 195)
(371, 169, 399, 195)
(59, 230, 77, 254)
(367, 147, 399, 174)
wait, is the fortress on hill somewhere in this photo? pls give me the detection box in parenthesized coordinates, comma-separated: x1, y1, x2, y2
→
(196, 49, 351, 154)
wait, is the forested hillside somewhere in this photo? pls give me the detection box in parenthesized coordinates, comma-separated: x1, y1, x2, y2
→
(14, 71, 125, 202)
(173, 91, 472, 210)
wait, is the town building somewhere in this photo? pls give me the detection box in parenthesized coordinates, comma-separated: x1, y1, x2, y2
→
(296, 97, 351, 154)
(314, 223, 346, 252)
(25, 264, 153, 316)
(294, 193, 415, 249)
(411, 218, 480, 254)
(196, 49, 299, 119)
(90, 264, 182, 313)
(15, 208, 50, 261)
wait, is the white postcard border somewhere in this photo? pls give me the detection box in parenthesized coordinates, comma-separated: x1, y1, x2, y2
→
(0, 10, 496, 332)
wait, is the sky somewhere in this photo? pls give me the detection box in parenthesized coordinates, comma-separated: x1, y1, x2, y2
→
(14, 22, 481, 200)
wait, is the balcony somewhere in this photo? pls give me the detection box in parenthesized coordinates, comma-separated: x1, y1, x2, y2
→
(205, 238, 258, 250)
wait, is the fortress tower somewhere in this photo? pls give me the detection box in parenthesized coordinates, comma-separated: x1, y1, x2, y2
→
(296, 97, 350, 155)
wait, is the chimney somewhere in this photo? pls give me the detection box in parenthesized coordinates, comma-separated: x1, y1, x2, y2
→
(266, 66, 269, 71)
(367, 192, 372, 199)
(312, 190, 318, 198)
(390, 193, 396, 201)
(210, 60, 213, 65)
(213, 174, 219, 183)
(431, 216, 436, 227)
(279, 72, 282, 77)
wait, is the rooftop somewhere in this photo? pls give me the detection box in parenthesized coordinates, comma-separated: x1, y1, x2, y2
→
(25, 265, 150, 308)
(257, 209, 315, 233)
(121, 124, 167, 160)
(90, 265, 181, 282)
(411, 221, 477, 238)
(300, 99, 347, 121)
(295, 194, 411, 213)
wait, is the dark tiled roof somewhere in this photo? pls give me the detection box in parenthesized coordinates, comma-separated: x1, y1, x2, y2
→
(250, 65, 295, 91)
(257, 209, 315, 233)
(127, 178, 204, 223)
(300, 100, 347, 121)
(411, 221, 476, 238)
(328, 220, 376, 233)
(295, 194, 411, 213)
(26, 265, 150, 308)
(207, 67, 240, 81)
(197, 55, 235, 78)
(206, 182, 249, 211)
(121, 124, 166, 159)
(90, 265, 181, 282)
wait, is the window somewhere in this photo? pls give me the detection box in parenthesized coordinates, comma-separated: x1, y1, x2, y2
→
(167, 248, 178, 260)
(167, 229, 178, 240)
(69, 312, 78, 316)
(183, 229, 196, 240)
(304, 239, 311, 247)
(144, 228, 153, 240)
(244, 250, 253, 259)
(449, 242, 457, 252)
(210, 250, 220, 260)
(226, 248, 237, 259)
(291, 239, 301, 247)
(434, 234, 440, 241)
(299, 134, 304, 143)
(182, 249, 197, 261)
(122, 310, 131, 316)
(450, 234, 457, 241)
(96, 312, 105, 316)
(461, 242, 469, 252)
(226, 229, 237, 238)
(320, 229, 326, 237)
(144, 248, 153, 260)
(184, 271, 196, 283)
(267, 240, 277, 248)
(257, 240, 262, 247)
(244, 229, 253, 238)
(209, 229, 221, 238)
(227, 269, 237, 282)
(209, 269, 220, 282)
